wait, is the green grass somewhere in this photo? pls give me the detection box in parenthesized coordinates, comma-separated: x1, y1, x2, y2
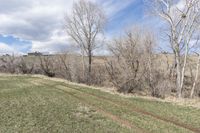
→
(0, 75, 200, 133)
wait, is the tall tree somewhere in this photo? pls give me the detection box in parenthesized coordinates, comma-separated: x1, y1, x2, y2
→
(149, 0, 200, 98)
(65, 0, 106, 83)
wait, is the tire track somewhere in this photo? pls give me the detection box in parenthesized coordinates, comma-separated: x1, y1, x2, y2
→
(59, 90, 148, 133)
(33, 79, 200, 133)
(61, 83, 200, 133)
(30, 80, 148, 133)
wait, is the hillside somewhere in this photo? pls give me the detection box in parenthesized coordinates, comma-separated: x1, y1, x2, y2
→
(0, 75, 200, 133)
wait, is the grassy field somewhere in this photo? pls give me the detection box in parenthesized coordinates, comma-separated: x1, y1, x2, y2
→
(0, 75, 200, 133)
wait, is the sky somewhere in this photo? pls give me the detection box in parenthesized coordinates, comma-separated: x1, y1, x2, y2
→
(0, 0, 161, 55)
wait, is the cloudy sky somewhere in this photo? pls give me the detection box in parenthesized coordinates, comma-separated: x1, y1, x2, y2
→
(0, 0, 160, 55)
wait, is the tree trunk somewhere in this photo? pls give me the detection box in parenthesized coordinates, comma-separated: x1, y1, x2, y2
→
(88, 50, 92, 84)
(176, 54, 182, 98)
(190, 55, 200, 98)
(180, 42, 189, 89)
(81, 49, 86, 81)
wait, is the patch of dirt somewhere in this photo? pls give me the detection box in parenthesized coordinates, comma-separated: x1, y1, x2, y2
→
(74, 104, 96, 118)
(28, 80, 43, 86)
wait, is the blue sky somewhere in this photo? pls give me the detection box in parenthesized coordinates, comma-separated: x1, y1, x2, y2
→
(105, 0, 144, 35)
(0, 0, 160, 55)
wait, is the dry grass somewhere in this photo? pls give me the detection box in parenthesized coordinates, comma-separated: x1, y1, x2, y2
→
(32, 74, 200, 109)
(1, 73, 199, 109)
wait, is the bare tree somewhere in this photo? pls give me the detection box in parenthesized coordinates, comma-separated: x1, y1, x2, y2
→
(39, 56, 55, 77)
(65, 0, 106, 84)
(190, 53, 200, 98)
(0, 55, 17, 74)
(106, 27, 156, 94)
(149, 0, 200, 98)
(18, 57, 34, 74)
(58, 53, 72, 81)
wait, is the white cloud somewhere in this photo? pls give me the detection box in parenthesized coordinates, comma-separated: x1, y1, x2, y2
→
(0, 42, 22, 55)
(100, 0, 135, 19)
(0, 0, 136, 54)
(0, 0, 75, 40)
(31, 29, 73, 53)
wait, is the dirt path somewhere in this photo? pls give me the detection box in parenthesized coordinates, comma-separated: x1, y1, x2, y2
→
(59, 84, 200, 133)
(32, 79, 200, 133)
(29, 79, 148, 133)
(56, 87, 148, 133)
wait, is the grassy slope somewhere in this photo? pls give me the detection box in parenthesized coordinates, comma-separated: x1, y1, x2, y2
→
(0, 75, 199, 133)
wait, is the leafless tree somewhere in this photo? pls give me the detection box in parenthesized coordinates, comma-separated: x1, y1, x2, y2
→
(18, 57, 34, 74)
(186, 36, 200, 98)
(39, 56, 55, 77)
(0, 55, 17, 73)
(106, 27, 156, 94)
(190, 53, 200, 98)
(149, 0, 200, 98)
(58, 53, 72, 81)
(65, 0, 106, 84)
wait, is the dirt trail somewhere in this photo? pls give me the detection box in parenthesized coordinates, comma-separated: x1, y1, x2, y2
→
(29, 79, 148, 133)
(56, 87, 148, 133)
(59, 84, 200, 133)
(32, 79, 200, 133)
